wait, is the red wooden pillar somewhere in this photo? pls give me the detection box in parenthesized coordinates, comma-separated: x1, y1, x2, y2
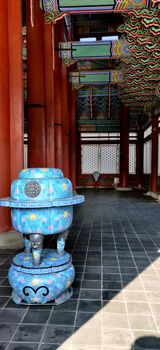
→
(67, 83, 72, 181)
(119, 102, 130, 189)
(62, 65, 69, 177)
(54, 22, 63, 170)
(8, 0, 24, 181)
(26, 0, 46, 167)
(76, 131, 81, 188)
(70, 89, 77, 190)
(0, 1, 11, 231)
(150, 113, 158, 192)
(44, 22, 55, 167)
(0, 0, 23, 232)
(136, 129, 144, 188)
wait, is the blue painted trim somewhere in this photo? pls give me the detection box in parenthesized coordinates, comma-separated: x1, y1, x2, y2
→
(0, 195, 85, 208)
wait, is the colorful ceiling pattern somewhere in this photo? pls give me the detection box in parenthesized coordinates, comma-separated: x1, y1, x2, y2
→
(40, 1, 160, 128)
(40, 0, 151, 22)
(117, 8, 160, 114)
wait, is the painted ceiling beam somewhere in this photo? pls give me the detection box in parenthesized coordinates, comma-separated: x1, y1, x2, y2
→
(70, 70, 123, 87)
(70, 70, 159, 87)
(40, 0, 150, 22)
(77, 86, 119, 96)
(59, 39, 130, 66)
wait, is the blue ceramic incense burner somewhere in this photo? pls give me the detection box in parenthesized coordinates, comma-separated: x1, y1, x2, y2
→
(0, 168, 84, 304)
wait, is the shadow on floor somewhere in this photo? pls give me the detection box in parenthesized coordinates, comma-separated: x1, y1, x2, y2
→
(131, 336, 160, 350)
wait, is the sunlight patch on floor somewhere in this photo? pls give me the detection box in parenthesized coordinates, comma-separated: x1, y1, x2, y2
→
(56, 257, 160, 350)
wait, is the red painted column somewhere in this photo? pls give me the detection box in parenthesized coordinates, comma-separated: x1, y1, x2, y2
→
(70, 89, 77, 190)
(119, 102, 129, 188)
(62, 65, 69, 177)
(136, 129, 143, 188)
(0, 1, 11, 231)
(44, 22, 55, 167)
(54, 22, 63, 170)
(26, 0, 46, 167)
(67, 83, 72, 181)
(8, 0, 24, 181)
(150, 113, 158, 192)
(76, 131, 81, 188)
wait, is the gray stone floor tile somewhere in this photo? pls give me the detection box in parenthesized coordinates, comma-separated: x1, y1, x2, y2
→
(13, 324, 45, 342)
(7, 343, 39, 350)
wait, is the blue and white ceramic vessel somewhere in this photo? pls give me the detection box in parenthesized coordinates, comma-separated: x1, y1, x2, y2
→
(0, 168, 85, 304)
(0, 168, 84, 235)
(9, 250, 75, 305)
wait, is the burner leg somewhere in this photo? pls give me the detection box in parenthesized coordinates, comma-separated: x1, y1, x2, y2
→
(57, 230, 68, 255)
(29, 234, 44, 266)
(24, 235, 31, 255)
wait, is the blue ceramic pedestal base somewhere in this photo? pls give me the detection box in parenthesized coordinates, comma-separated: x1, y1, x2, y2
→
(11, 287, 73, 305)
(9, 250, 75, 305)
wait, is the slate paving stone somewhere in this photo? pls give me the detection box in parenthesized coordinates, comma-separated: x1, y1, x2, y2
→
(71, 288, 80, 299)
(13, 324, 45, 342)
(0, 297, 10, 308)
(42, 325, 73, 344)
(0, 343, 8, 350)
(83, 273, 101, 280)
(0, 271, 8, 278)
(103, 281, 122, 290)
(0, 309, 25, 324)
(54, 299, 78, 312)
(84, 266, 101, 274)
(103, 290, 122, 301)
(4, 299, 28, 309)
(22, 309, 51, 324)
(39, 345, 64, 350)
(75, 312, 95, 327)
(81, 280, 101, 289)
(0, 287, 12, 296)
(78, 300, 101, 313)
(103, 273, 121, 282)
(79, 289, 101, 300)
(0, 264, 10, 270)
(103, 266, 119, 274)
(0, 278, 5, 285)
(7, 343, 39, 350)
(49, 311, 76, 325)
(0, 279, 10, 287)
(0, 324, 18, 341)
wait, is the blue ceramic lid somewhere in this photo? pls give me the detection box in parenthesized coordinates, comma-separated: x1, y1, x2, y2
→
(11, 250, 72, 274)
(19, 168, 63, 179)
(0, 168, 85, 208)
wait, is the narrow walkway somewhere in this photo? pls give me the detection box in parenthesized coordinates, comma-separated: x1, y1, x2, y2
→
(0, 189, 160, 350)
